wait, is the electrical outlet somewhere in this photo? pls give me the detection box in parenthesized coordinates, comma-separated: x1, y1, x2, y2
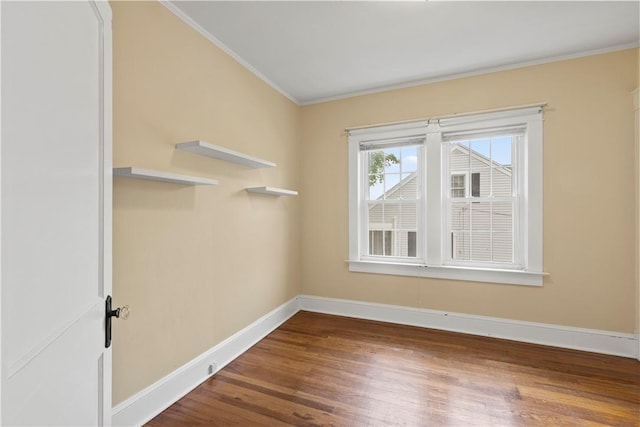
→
(207, 362, 218, 375)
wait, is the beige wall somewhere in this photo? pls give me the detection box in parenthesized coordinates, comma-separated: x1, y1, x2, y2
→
(301, 49, 639, 334)
(111, 1, 639, 404)
(111, 2, 301, 404)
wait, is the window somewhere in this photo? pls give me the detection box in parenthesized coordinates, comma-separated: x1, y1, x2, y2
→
(451, 174, 466, 198)
(348, 106, 544, 286)
(471, 172, 480, 197)
(450, 172, 480, 198)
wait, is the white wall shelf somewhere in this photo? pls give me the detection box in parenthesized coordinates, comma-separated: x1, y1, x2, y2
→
(246, 186, 298, 196)
(176, 140, 276, 169)
(113, 167, 219, 186)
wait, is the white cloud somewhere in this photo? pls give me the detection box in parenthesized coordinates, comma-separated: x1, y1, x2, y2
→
(403, 155, 418, 167)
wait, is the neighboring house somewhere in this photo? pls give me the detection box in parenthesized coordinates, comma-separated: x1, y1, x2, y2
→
(368, 170, 418, 258)
(368, 143, 513, 263)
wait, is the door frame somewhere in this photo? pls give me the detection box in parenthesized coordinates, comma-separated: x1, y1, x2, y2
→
(634, 87, 639, 361)
(0, 1, 4, 421)
(99, 0, 114, 420)
(0, 1, 113, 423)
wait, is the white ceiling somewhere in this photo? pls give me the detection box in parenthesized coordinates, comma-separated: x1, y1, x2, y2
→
(165, 1, 640, 105)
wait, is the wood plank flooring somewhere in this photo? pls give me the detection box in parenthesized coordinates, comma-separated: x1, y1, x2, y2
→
(146, 311, 640, 426)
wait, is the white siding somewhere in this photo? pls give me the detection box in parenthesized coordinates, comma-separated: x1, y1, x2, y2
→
(449, 144, 514, 263)
(368, 173, 418, 257)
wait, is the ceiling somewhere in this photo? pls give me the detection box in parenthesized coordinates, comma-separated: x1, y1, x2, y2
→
(165, 1, 640, 105)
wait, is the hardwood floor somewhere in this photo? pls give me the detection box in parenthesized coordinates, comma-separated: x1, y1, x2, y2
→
(146, 311, 640, 426)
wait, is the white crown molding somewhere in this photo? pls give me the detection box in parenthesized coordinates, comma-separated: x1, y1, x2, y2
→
(302, 42, 640, 106)
(159, 0, 301, 106)
(159, 2, 638, 107)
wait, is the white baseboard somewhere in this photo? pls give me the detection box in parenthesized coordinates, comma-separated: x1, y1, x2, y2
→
(298, 295, 639, 359)
(111, 296, 300, 427)
(111, 294, 638, 426)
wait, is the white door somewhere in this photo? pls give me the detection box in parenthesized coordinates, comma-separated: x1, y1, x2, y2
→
(1, 1, 112, 425)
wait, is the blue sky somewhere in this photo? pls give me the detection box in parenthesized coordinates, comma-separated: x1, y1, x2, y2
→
(458, 136, 513, 166)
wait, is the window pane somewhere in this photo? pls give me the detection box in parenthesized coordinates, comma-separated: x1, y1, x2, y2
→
(368, 146, 419, 187)
(450, 201, 471, 261)
(367, 199, 385, 256)
(450, 143, 470, 172)
(492, 166, 513, 196)
(449, 199, 515, 263)
(492, 136, 513, 166)
(368, 150, 397, 191)
(389, 173, 418, 200)
(397, 203, 417, 229)
(384, 230, 392, 256)
(492, 232, 513, 263)
(407, 232, 416, 257)
(392, 230, 417, 258)
(471, 202, 491, 231)
(368, 201, 417, 258)
(383, 173, 402, 198)
(369, 230, 383, 256)
(450, 139, 499, 198)
(401, 146, 418, 172)
(450, 202, 470, 232)
(471, 231, 491, 262)
(383, 148, 401, 173)
(368, 230, 394, 257)
(451, 231, 470, 260)
(399, 203, 418, 258)
(449, 135, 515, 199)
(492, 202, 513, 232)
(368, 177, 384, 200)
(471, 139, 490, 160)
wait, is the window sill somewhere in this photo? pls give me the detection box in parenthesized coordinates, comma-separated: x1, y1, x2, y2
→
(347, 260, 545, 286)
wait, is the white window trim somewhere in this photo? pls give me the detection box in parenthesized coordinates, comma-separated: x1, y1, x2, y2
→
(351, 122, 427, 266)
(348, 106, 544, 286)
